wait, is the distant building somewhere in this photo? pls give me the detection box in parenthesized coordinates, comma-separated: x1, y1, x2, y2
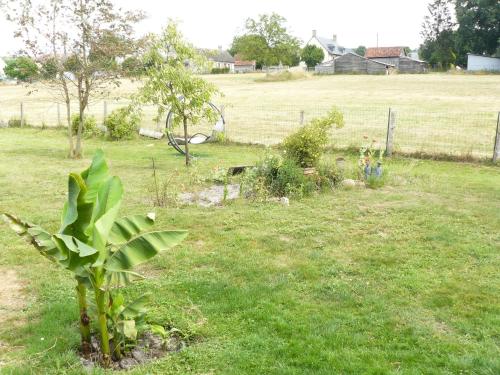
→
(234, 55, 256, 73)
(467, 54, 500, 72)
(305, 30, 350, 63)
(208, 46, 235, 72)
(365, 47, 427, 73)
(315, 52, 395, 75)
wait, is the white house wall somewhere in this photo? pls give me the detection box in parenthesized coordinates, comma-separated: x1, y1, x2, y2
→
(467, 55, 500, 71)
(306, 38, 331, 63)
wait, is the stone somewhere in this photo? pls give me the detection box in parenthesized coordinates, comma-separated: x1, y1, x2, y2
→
(279, 197, 290, 206)
(166, 336, 185, 352)
(131, 348, 147, 363)
(342, 179, 356, 188)
(119, 358, 138, 370)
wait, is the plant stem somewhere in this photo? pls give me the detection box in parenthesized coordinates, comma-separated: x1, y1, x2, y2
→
(76, 281, 91, 357)
(183, 116, 189, 166)
(95, 288, 111, 367)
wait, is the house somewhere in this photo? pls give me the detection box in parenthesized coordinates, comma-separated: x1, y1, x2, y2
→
(315, 52, 395, 75)
(467, 54, 500, 72)
(208, 46, 235, 72)
(234, 55, 256, 73)
(0, 57, 6, 80)
(365, 47, 428, 73)
(305, 30, 349, 63)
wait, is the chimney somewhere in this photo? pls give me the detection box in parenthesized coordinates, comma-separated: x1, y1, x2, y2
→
(332, 34, 337, 44)
(312, 30, 317, 38)
(218, 45, 222, 52)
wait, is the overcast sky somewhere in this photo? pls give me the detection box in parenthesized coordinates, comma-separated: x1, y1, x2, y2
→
(0, 0, 431, 56)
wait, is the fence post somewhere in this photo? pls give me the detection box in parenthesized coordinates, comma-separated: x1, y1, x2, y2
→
(493, 112, 500, 163)
(20, 102, 24, 127)
(103, 101, 107, 124)
(385, 108, 396, 156)
(300, 110, 305, 125)
(57, 103, 61, 126)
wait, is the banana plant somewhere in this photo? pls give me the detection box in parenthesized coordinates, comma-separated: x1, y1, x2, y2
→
(2, 150, 187, 367)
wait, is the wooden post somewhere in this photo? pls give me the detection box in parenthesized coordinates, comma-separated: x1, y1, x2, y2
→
(20, 102, 24, 127)
(385, 108, 396, 156)
(220, 105, 226, 135)
(57, 103, 61, 127)
(493, 112, 500, 163)
(103, 101, 107, 124)
(300, 110, 305, 125)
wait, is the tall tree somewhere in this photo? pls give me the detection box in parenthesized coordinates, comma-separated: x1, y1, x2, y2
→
(4, 0, 144, 158)
(230, 13, 301, 68)
(354, 46, 367, 57)
(3, 56, 38, 82)
(455, 0, 500, 65)
(419, 0, 457, 69)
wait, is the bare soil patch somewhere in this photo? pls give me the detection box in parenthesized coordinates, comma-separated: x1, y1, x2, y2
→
(0, 268, 25, 324)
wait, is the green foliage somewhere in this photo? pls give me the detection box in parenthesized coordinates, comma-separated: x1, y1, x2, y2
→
(2, 150, 187, 367)
(3, 56, 38, 82)
(40, 57, 58, 80)
(8, 117, 32, 128)
(230, 13, 301, 68)
(140, 21, 219, 165)
(283, 108, 344, 168)
(354, 46, 367, 57)
(121, 56, 145, 77)
(104, 106, 141, 141)
(71, 114, 99, 138)
(316, 161, 344, 190)
(211, 67, 230, 74)
(301, 45, 324, 68)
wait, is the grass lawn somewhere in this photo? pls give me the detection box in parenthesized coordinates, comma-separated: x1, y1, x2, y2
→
(0, 128, 499, 374)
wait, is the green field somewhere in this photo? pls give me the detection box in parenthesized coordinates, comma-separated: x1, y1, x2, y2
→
(1, 73, 499, 157)
(0, 128, 499, 374)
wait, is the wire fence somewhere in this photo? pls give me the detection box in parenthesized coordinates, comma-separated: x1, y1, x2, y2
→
(1, 98, 499, 160)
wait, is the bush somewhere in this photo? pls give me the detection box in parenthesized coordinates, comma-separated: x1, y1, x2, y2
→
(7, 117, 32, 128)
(317, 161, 344, 190)
(104, 107, 141, 140)
(71, 114, 99, 137)
(211, 67, 230, 74)
(241, 154, 315, 199)
(283, 108, 344, 167)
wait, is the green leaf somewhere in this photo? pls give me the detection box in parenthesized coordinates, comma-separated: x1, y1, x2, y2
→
(104, 230, 187, 272)
(150, 324, 167, 338)
(119, 320, 137, 340)
(60, 173, 93, 241)
(121, 294, 150, 320)
(81, 149, 109, 202)
(109, 293, 125, 320)
(108, 213, 155, 246)
(106, 269, 145, 288)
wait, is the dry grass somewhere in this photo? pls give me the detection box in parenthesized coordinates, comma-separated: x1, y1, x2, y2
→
(1, 73, 499, 157)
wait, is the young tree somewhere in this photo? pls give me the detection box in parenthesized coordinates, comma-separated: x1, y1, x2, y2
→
(230, 13, 301, 68)
(354, 46, 367, 57)
(419, 0, 457, 69)
(4, 0, 144, 158)
(301, 45, 324, 68)
(3, 56, 39, 82)
(139, 22, 219, 166)
(455, 0, 500, 66)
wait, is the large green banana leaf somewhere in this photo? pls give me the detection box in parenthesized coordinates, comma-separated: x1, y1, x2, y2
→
(104, 230, 187, 272)
(108, 214, 156, 246)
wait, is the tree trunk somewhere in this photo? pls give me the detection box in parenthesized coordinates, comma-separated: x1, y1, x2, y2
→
(95, 288, 111, 367)
(76, 282, 91, 357)
(183, 116, 190, 166)
(65, 98, 74, 158)
(75, 80, 84, 159)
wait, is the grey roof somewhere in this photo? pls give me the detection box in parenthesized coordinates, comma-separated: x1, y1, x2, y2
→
(315, 36, 347, 55)
(335, 52, 396, 67)
(210, 50, 235, 63)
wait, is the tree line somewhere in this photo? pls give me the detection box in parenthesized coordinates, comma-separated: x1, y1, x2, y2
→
(420, 0, 500, 69)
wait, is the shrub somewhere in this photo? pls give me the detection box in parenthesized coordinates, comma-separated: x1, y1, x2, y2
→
(71, 113, 99, 137)
(211, 67, 230, 74)
(7, 117, 32, 128)
(241, 154, 315, 199)
(283, 108, 344, 167)
(255, 71, 308, 82)
(317, 160, 344, 190)
(104, 106, 141, 140)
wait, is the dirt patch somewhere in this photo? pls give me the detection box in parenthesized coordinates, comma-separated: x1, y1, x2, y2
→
(0, 269, 25, 324)
(179, 184, 240, 207)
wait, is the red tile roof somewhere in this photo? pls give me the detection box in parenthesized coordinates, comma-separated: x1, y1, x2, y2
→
(365, 47, 405, 58)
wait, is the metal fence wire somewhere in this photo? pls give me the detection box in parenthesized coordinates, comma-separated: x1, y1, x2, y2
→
(0, 99, 498, 160)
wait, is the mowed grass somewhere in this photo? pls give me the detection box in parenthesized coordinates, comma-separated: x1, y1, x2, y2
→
(1, 73, 499, 156)
(0, 128, 499, 374)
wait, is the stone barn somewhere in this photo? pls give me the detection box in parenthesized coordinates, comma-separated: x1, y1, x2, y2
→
(315, 52, 394, 75)
(365, 47, 427, 73)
